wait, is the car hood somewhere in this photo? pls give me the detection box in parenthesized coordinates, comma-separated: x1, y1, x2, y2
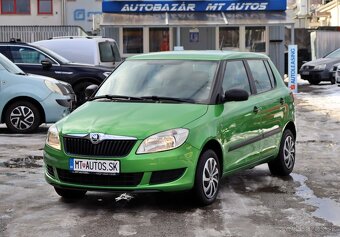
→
(304, 57, 340, 66)
(62, 63, 112, 71)
(26, 73, 61, 84)
(59, 102, 208, 139)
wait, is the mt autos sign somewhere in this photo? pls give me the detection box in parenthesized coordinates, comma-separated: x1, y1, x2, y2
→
(102, 0, 286, 13)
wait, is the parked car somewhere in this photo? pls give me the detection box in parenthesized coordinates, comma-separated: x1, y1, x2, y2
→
(0, 40, 112, 105)
(299, 48, 340, 85)
(44, 51, 296, 205)
(0, 53, 75, 133)
(33, 36, 121, 68)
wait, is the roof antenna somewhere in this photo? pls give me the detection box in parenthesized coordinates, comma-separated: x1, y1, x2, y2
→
(219, 35, 224, 51)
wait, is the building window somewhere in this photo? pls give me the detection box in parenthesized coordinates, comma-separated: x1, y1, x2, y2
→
(1, 0, 30, 14)
(149, 28, 169, 52)
(123, 28, 143, 54)
(219, 27, 239, 50)
(245, 26, 266, 52)
(38, 0, 52, 14)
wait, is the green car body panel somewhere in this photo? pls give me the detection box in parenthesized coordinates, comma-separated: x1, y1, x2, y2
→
(44, 51, 295, 195)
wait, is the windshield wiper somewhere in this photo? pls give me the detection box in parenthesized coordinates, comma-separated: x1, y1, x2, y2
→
(141, 96, 194, 103)
(89, 95, 145, 101)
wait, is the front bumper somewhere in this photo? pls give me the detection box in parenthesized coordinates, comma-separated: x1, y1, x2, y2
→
(44, 142, 200, 192)
(299, 69, 332, 82)
(42, 93, 76, 122)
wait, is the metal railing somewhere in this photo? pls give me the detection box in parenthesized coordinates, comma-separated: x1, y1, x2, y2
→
(0, 25, 88, 43)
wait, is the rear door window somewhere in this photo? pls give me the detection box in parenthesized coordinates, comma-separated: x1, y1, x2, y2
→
(247, 60, 273, 93)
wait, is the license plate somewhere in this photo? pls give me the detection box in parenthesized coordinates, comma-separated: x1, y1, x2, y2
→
(301, 71, 309, 75)
(69, 158, 120, 174)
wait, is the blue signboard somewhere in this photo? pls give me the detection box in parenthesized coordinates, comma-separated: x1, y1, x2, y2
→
(102, 0, 286, 13)
(288, 45, 298, 94)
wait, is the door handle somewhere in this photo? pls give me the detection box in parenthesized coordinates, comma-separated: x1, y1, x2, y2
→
(280, 98, 285, 105)
(253, 106, 260, 114)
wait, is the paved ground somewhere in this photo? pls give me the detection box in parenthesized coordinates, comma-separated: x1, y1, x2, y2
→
(1, 83, 340, 237)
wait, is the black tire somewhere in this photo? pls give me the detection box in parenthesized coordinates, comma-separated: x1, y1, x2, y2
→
(4, 101, 41, 133)
(54, 187, 87, 199)
(193, 149, 220, 206)
(73, 81, 98, 106)
(268, 129, 295, 176)
(331, 78, 336, 84)
(308, 80, 320, 85)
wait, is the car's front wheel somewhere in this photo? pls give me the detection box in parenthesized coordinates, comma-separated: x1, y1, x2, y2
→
(308, 80, 320, 85)
(54, 187, 87, 199)
(331, 78, 336, 84)
(268, 129, 295, 176)
(194, 149, 220, 206)
(4, 101, 41, 133)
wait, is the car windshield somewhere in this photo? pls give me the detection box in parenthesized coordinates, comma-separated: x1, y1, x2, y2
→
(30, 44, 71, 64)
(325, 48, 340, 58)
(95, 60, 218, 104)
(0, 53, 25, 74)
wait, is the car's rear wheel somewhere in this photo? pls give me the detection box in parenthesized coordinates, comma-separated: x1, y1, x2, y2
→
(4, 101, 41, 133)
(194, 149, 220, 206)
(54, 187, 87, 199)
(268, 129, 295, 176)
(308, 80, 320, 85)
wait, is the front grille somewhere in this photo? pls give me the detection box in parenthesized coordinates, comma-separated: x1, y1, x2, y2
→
(57, 169, 143, 187)
(63, 137, 136, 157)
(46, 165, 54, 177)
(150, 168, 186, 185)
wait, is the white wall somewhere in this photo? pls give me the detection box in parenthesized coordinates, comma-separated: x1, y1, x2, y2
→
(66, 0, 102, 32)
(0, 1, 62, 25)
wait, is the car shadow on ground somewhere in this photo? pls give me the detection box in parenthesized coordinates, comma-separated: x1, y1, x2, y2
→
(55, 167, 296, 212)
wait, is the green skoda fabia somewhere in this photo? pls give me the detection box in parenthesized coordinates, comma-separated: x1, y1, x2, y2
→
(44, 51, 296, 205)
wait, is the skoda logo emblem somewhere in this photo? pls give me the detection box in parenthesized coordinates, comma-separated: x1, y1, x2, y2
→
(90, 133, 101, 144)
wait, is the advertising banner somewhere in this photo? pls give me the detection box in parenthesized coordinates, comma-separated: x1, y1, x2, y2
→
(288, 44, 298, 94)
(102, 0, 287, 13)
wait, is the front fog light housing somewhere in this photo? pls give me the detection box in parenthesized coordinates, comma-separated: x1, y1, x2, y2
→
(136, 128, 189, 154)
(46, 124, 61, 150)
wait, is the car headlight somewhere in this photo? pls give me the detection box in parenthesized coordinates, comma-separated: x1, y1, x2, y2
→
(46, 124, 61, 150)
(45, 80, 63, 95)
(136, 128, 189, 154)
(314, 64, 326, 70)
(103, 71, 111, 78)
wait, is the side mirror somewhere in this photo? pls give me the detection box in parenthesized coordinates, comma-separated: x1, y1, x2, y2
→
(224, 89, 249, 102)
(41, 59, 52, 69)
(85, 84, 99, 99)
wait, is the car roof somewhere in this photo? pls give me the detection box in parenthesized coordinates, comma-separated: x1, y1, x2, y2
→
(128, 50, 269, 61)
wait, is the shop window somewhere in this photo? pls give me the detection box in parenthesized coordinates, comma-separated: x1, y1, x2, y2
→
(38, 0, 52, 14)
(149, 28, 169, 52)
(1, 0, 30, 14)
(123, 28, 143, 54)
(219, 27, 239, 50)
(245, 26, 266, 52)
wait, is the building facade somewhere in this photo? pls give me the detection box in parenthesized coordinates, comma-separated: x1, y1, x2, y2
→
(100, 0, 295, 75)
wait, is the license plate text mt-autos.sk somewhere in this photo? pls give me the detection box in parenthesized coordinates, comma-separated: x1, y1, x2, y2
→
(69, 158, 120, 174)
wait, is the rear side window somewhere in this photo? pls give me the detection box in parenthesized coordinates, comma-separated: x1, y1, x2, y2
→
(99, 41, 121, 63)
(247, 60, 272, 93)
(222, 60, 251, 94)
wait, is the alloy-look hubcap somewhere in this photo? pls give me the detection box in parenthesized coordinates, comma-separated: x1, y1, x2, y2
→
(10, 106, 35, 130)
(202, 157, 219, 199)
(283, 135, 295, 170)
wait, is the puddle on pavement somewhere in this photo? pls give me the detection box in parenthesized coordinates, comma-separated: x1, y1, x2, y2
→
(292, 173, 340, 226)
(3, 155, 43, 168)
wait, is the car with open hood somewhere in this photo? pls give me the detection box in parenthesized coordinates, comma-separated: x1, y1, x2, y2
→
(44, 51, 296, 205)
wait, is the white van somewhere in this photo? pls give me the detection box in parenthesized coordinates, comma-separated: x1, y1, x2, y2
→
(33, 36, 121, 68)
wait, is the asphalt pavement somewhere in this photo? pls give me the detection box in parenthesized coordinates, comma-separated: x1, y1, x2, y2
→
(1, 82, 340, 237)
